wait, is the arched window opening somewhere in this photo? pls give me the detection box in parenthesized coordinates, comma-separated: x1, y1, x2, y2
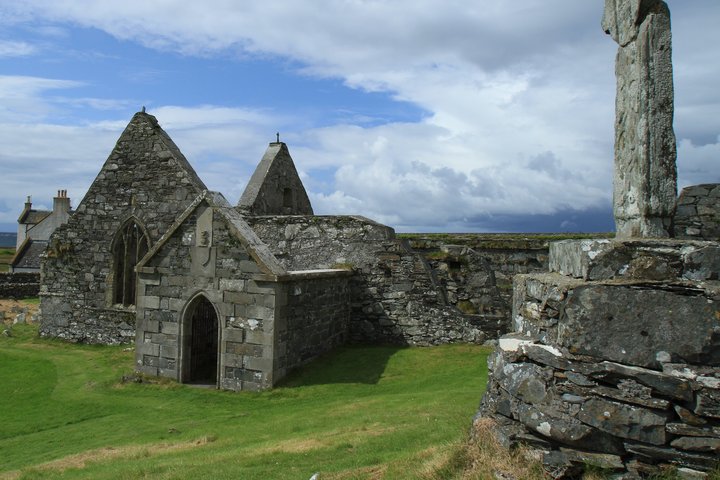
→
(113, 220, 149, 306)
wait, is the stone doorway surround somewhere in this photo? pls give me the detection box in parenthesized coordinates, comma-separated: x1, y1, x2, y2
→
(180, 294, 220, 387)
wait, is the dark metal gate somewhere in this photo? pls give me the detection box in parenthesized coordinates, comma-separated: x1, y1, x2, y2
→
(189, 297, 218, 384)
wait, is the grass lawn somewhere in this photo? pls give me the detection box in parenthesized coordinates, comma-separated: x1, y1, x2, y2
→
(0, 248, 15, 272)
(0, 323, 490, 480)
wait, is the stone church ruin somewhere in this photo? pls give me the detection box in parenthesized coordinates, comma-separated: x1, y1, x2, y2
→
(39, 111, 506, 391)
(32, 0, 719, 475)
(477, 0, 719, 477)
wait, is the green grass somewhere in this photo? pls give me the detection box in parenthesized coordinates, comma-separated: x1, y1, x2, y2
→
(0, 247, 15, 272)
(0, 324, 490, 479)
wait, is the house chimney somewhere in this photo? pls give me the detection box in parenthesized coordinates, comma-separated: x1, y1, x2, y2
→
(53, 189, 71, 213)
(25, 195, 32, 209)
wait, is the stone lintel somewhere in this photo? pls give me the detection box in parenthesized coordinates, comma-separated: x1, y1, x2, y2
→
(549, 239, 720, 281)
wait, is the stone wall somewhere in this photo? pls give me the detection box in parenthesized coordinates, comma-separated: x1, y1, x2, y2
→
(478, 239, 720, 477)
(134, 199, 352, 392)
(674, 184, 720, 240)
(247, 216, 496, 345)
(0, 272, 40, 299)
(406, 234, 549, 324)
(277, 273, 351, 378)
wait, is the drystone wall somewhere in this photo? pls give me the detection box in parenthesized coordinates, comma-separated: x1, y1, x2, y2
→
(674, 183, 720, 240)
(406, 235, 549, 321)
(246, 216, 498, 345)
(478, 239, 720, 477)
(0, 272, 40, 298)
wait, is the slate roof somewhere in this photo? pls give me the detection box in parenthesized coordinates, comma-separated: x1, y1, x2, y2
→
(18, 209, 51, 225)
(11, 238, 47, 270)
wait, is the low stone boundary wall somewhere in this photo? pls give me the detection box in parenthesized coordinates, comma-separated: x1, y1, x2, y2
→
(0, 272, 40, 298)
(674, 183, 720, 240)
(478, 240, 720, 477)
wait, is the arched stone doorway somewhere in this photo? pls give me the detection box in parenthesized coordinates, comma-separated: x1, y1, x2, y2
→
(181, 295, 219, 386)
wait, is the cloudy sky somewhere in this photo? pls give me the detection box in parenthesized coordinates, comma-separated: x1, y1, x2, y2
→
(0, 1, 718, 233)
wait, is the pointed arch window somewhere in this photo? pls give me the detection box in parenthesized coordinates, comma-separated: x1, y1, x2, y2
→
(113, 220, 149, 306)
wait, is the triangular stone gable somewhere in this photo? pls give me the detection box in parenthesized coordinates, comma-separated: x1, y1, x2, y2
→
(137, 190, 286, 277)
(71, 111, 207, 239)
(40, 111, 212, 343)
(237, 142, 314, 216)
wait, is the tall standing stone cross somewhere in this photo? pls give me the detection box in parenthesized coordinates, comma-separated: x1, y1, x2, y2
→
(603, 0, 677, 238)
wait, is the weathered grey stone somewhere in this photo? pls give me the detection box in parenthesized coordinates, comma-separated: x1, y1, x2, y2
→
(558, 448, 626, 470)
(578, 397, 670, 445)
(519, 343, 596, 376)
(625, 443, 719, 470)
(250, 216, 505, 346)
(594, 362, 694, 401)
(516, 402, 623, 454)
(559, 284, 719, 369)
(670, 437, 720, 453)
(499, 362, 552, 405)
(674, 184, 720, 241)
(604, 0, 676, 238)
(560, 383, 669, 410)
(694, 389, 720, 419)
(666, 423, 720, 439)
(237, 142, 313, 216)
(675, 406, 709, 427)
(676, 467, 710, 480)
(566, 372, 596, 388)
(549, 239, 719, 281)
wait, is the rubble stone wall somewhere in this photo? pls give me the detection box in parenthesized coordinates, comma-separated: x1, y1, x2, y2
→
(406, 235, 549, 324)
(674, 183, 720, 240)
(39, 112, 206, 344)
(277, 274, 351, 379)
(478, 240, 720, 477)
(247, 216, 503, 345)
(0, 272, 40, 298)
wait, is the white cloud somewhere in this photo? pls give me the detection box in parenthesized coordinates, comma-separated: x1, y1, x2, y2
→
(0, 40, 37, 57)
(0, 1, 717, 232)
(0, 75, 84, 121)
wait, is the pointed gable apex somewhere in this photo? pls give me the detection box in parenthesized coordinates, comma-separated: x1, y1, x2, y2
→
(237, 142, 313, 216)
(73, 111, 207, 217)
